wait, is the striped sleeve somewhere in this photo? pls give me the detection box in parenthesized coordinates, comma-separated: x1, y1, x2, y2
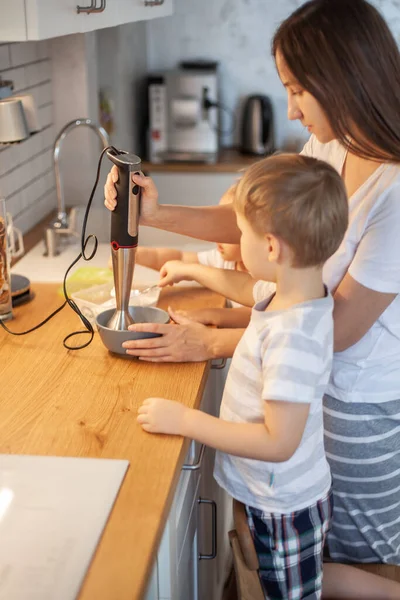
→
(261, 329, 323, 404)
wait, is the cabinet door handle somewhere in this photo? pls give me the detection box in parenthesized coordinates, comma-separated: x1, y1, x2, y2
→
(198, 497, 217, 560)
(77, 1, 95, 14)
(182, 443, 205, 471)
(91, 0, 106, 13)
(77, 0, 106, 14)
(144, 0, 165, 5)
(211, 358, 227, 370)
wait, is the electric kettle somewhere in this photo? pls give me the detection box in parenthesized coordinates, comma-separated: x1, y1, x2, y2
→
(241, 95, 274, 156)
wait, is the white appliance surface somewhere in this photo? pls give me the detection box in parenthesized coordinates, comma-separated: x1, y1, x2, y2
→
(12, 231, 213, 284)
(0, 454, 129, 600)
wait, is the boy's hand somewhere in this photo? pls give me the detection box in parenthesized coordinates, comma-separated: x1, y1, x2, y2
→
(159, 260, 193, 287)
(171, 308, 219, 326)
(104, 167, 160, 224)
(137, 397, 188, 435)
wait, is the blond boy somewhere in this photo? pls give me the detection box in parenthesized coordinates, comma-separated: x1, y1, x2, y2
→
(137, 154, 348, 599)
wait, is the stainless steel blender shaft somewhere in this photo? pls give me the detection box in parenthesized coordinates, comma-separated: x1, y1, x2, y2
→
(107, 247, 137, 330)
(104, 149, 142, 331)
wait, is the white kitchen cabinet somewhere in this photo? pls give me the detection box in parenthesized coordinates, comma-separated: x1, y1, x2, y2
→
(198, 364, 233, 600)
(0, 0, 173, 42)
(152, 172, 238, 211)
(144, 446, 202, 600)
(144, 365, 231, 600)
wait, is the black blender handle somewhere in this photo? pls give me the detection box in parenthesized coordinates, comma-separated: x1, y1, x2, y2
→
(111, 167, 137, 248)
(106, 150, 142, 250)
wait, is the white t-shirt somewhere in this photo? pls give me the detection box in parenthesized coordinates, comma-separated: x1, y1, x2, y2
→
(214, 284, 333, 513)
(197, 248, 243, 308)
(258, 135, 400, 403)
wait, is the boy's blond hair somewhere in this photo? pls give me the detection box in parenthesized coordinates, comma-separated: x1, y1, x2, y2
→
(234, 153, 348, 268)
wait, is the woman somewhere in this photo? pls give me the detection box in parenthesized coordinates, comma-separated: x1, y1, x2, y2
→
(105, 0, 400, 593)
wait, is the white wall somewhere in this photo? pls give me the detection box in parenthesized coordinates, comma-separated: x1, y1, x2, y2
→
(50, 32, 106, 214)
(47, 22, 148, 219)
(146, 0, 400, 150)
(97, 21, 148, 153)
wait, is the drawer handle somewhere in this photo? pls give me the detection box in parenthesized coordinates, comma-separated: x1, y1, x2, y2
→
(77, 0, 106, 14)
(144, 0, 164, 5)
(182, 443, 205, 471)
(211, 358, 227, 370)
(198, 497, 217, 560)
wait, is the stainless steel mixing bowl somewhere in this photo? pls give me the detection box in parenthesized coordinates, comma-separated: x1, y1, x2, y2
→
(96, 306, 169, 356)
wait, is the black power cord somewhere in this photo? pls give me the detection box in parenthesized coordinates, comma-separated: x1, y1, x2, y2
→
(0, 145, 119, 350)
(203, 95, 237, 137)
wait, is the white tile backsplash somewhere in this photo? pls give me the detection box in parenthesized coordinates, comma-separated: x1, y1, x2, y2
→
(0, 147, 14, 178)
(0, 41, 55, 233)
(15, 188, 56, 234)
(36, 41, 49, 61)
(3, 66, 26, 92)
(9, 42, 39, 67)
(38, 81, 52, 106)
(25, 60, 51, 87)
(38, 104, 53, 128)
(0, 44, 10, 70)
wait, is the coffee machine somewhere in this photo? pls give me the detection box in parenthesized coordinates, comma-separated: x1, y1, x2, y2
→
(147, 61, 219, 164)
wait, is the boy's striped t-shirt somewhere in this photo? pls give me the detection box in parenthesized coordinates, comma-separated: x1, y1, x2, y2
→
(214, 282, 333, 513)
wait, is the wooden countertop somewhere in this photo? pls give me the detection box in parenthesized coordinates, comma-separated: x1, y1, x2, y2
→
(0, 283, 224, 600)
(142, 147, 262, 173)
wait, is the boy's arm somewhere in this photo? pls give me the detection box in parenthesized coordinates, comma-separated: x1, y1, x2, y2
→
(212, 307, 252, 328)
(174, 307, 251, 328)
(137, 398, 310, 462)
(159, 261, 257, 307)
(135, 247, 199, 271)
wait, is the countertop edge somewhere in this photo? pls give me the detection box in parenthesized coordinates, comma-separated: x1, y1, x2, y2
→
(142, 147, 262, 173)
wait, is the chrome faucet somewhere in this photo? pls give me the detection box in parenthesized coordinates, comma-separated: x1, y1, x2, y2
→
(44, 118, 109, 256)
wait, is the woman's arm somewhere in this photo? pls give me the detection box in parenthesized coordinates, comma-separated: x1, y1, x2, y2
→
(135, 247, 199, 271)
(104, 167, 240, 243)
(123, 310, 244, 361)
(149, 203, 240, 243)
(333, 273, 396, 352)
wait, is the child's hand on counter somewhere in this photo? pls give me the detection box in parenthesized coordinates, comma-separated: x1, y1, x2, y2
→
(137, 397, 188, 435)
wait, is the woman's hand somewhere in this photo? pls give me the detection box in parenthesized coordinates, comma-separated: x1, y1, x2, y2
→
(137, 397, 188, 435)
(122, 308, 215, 362)
(159, 260, 194, 287)
(104, 166, 160, 224)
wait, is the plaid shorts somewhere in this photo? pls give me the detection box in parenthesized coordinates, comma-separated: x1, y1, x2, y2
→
(246, 490, 333, 600)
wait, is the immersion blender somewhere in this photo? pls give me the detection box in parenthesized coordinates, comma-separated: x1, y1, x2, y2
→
(105, 149, 142, 331)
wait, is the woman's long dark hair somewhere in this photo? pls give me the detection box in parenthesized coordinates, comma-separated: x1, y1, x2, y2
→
(272, 0, 400, 163)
